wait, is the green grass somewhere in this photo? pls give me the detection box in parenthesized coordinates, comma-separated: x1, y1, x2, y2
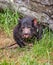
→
(18, 31, 53, 65)
(0, 9, 53, 65)
(0, 9, 19, 35)
(0, 60, 15, 65)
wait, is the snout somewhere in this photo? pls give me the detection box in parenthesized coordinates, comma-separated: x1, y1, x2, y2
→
(22, 28, 31, 38)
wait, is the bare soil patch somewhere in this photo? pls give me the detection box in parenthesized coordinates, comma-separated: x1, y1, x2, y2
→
(0, 30, 18, 49)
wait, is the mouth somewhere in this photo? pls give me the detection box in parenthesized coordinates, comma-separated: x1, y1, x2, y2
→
(23, 34, 30, 38)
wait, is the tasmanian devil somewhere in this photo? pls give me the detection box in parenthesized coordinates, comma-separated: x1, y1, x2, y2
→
(13, 16, 43, 47)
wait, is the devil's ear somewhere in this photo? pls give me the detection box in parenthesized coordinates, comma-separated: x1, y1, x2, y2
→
(32, 18, 37, 26)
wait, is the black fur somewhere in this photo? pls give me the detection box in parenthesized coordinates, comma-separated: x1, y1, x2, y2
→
(13, 17, 43, 47)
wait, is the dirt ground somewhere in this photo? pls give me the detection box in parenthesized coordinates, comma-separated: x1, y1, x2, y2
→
(0, 30, 20, 62)
(0, 30, 18, 49)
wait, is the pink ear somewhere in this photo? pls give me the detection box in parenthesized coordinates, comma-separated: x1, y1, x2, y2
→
(33, 18, 37, 25)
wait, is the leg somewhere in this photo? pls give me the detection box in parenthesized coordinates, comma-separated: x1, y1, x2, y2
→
(14, 36, 26, 48)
